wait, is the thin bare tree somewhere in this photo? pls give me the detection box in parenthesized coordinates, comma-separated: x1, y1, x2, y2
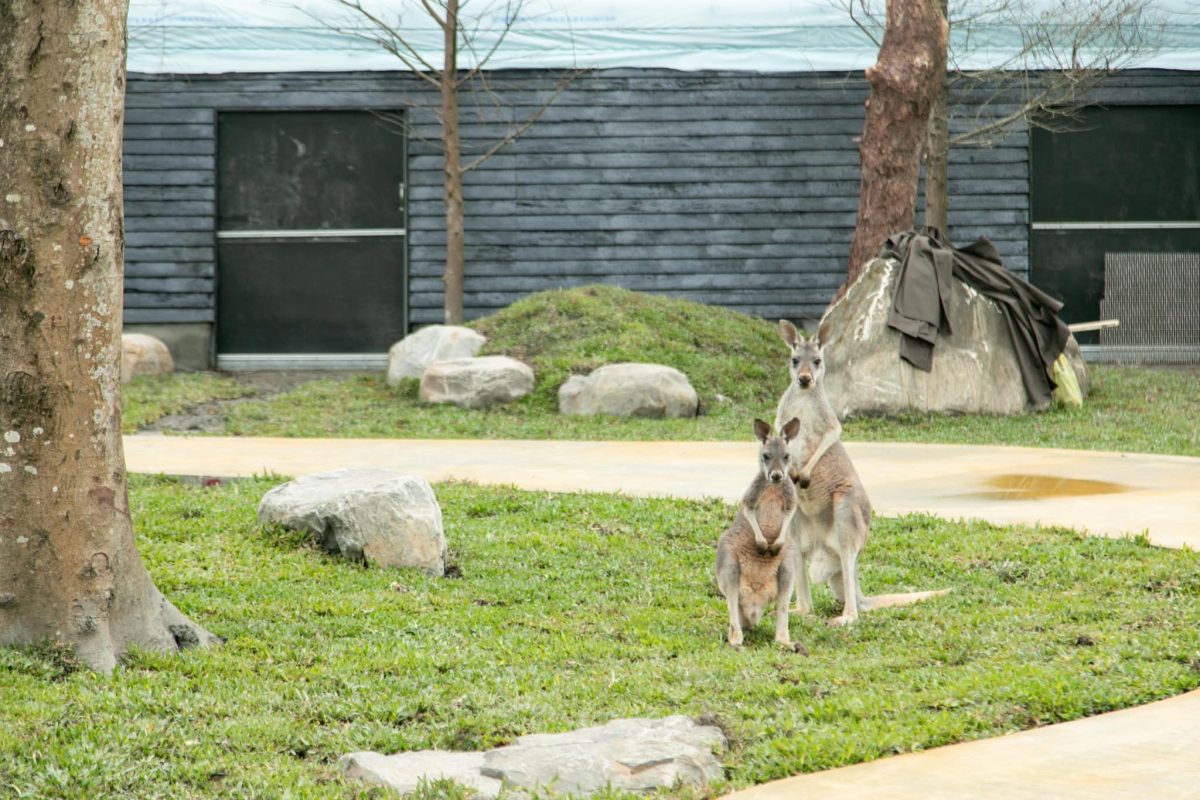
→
(845, 0, 949, 285)
(1, 0, 218, 672)
(841, 0, 1162, 236)
(325, 0, 586, 325)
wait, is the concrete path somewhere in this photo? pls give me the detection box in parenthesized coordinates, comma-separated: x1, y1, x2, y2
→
(125, 436, 1200, 548)
(124, 434, 1200, 798)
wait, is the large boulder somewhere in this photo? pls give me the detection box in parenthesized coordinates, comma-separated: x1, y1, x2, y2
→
(257, 468, 446, 574)
(121, 333, 174, 383)
(420, 356, 534, 409)
(558, 363, 699, 418)
(387, 325, 486, 385)
(340, 716, 726, 798)
(821, 258, 1089, 416)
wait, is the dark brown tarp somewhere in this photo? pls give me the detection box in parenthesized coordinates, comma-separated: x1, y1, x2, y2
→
(881, 228, 1071, 410)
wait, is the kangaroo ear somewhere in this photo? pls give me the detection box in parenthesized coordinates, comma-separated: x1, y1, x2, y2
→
(778, 319, 801, 348)
(817, 320, 833, 349)
(753, 418, 771, 443)
(782, 417, 801, 442)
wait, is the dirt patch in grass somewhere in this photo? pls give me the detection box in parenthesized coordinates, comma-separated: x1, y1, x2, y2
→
(143, 371, 372, 433)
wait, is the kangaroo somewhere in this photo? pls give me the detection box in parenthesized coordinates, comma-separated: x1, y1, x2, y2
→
(775, 319, 948, 626)
(715, 418, 808, 653)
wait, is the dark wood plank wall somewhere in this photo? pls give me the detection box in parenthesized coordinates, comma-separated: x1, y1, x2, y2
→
(121, 68, 1194, 328)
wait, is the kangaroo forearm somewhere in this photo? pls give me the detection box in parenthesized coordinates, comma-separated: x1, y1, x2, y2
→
(743, 504, 769, 546)
(778, 507, 796, 540)
(802, 428, 840, 474)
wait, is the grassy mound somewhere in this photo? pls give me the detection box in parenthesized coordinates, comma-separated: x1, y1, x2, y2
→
(472, 284, 789, 412)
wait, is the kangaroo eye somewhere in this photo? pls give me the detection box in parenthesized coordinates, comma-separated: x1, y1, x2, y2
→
(813, 358, 822, 367)
(762, 453, 769, 461)
(791, 357, 800, 367)
(783, 453, 790, 461)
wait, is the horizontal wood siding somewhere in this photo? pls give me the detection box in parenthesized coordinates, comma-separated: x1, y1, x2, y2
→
(403, 71, 1028, 321)
(121, 68, 1192, 328)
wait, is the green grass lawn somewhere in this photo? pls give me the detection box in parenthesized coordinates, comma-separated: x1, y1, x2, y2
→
(213, 365, 1200, 457)
(843, 364, 1200, 456)
(116, 286, 1200, 457)
(3, 477, 1198, 798)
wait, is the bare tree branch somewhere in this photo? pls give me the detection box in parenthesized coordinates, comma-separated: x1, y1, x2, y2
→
(419, 0, 447, 28)
(842, 0, 1162, 149)
(320, 0, 443, 86)
(459, 68, 590, 173)
(833, 0, 882, 48)
(456, 0, 521, 87)
(315, 0, 589, 324)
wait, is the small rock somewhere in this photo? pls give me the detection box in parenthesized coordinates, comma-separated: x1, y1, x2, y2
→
(121, 333, 174, 383)
(257, 468, 446, 574)
(340, 751, 502, 798)
(558, 363, 699, 418)
(388, 326, 487, 385)
(420, 356, 534, 409)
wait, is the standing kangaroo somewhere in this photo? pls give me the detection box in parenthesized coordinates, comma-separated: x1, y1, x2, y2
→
(775, 319, 948, 626)
(715, 418, 808, 653)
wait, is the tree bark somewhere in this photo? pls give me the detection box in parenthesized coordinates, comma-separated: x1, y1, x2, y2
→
(0, 0, 218, 673)
(846, 0, 948, 287)
(923, 0, 951, 236)
(441, 0, 466, 325)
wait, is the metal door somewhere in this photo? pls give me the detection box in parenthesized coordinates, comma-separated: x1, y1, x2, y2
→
(216, 110, 406, 367)
(1030, 105, 1200, 337)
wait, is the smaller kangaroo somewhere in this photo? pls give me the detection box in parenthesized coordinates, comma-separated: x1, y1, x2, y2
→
(715, 418, 808, 653)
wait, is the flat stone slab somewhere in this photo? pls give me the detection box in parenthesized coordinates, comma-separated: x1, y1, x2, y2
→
(341, 751, 502, 798)
(482, 715, 725, 795)
(388, 325, 487, 385)
(341, 716, 726, 797)
(420, 356, 535, 409)
(559, 363, 699, 418)
(257, 468, 446, 574)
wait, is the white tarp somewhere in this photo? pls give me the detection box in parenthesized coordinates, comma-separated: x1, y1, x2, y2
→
(127, 0, 1200, 75)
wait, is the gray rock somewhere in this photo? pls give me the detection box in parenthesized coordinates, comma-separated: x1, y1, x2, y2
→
(420, 356, 534, 409)
(388, 325, 487, 385)
(341, 717, 725, 798)
(340, 751, 502, 798)
(121, 333, 174, 383)
(481, 716, 725, 795)
(257, 468, 445, 574)
(821, 257, 1089, 416)
(558, 363, 699, 418)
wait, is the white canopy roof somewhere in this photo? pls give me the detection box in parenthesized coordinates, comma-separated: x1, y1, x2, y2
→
(127, 0, 1200, 74)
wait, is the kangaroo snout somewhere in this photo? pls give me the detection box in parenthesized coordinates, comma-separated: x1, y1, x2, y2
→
(797, 374, 813, 388)
(769, 470, 785, 484)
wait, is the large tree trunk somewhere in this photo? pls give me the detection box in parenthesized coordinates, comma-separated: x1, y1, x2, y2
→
(441, 0, 465, 325)
(923, 0, 951, 236)
(846, 0, 948, 286)
(0, 0, 217, 673)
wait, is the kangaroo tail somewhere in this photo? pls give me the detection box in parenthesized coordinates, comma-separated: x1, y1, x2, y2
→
(859, 588, 951, 611)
